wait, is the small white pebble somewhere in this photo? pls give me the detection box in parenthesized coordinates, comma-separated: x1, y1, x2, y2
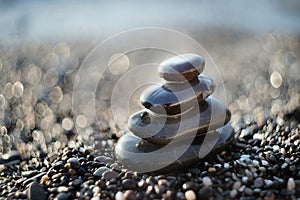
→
(253, 133, 263, 140)
(272, 145, 280, 152)
(287, 178, 295, 191)
(232, 181, 241, 189)
(252, 160, 259, 166)
(203, 177, 213, 187)
(185, 190, 196, 200)
(230, 189, 238, 198)
(264, 179, 273, 186)
(238, 185, 246, 192)
(115, 191, 124, 200)
(261, 160, 269, 166)
(224, 163, 230, 168)
(242, 177, 248, 184)
(240, 154, 250, 161)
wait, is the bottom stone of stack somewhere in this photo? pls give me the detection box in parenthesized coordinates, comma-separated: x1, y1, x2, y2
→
(115, 123, 234, 173)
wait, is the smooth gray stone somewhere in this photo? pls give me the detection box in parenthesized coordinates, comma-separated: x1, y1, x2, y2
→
(0, 151, 22, 165)
(129, 97, 231, 145)
(158, 54, 205, 82)
(115, 123, 234, 173)
(140, 75, 215, 115)
(27, 181, 47, 200)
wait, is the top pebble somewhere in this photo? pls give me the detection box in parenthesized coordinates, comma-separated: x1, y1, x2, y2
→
(158, 54, 205, 82)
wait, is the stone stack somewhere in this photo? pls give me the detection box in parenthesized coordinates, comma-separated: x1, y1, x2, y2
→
(115, 54, 234, 173)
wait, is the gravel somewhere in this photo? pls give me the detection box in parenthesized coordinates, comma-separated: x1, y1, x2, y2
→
(0, 31, 300, 199)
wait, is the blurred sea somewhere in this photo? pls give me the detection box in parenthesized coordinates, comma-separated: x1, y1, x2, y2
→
(0, 0, 300, 40)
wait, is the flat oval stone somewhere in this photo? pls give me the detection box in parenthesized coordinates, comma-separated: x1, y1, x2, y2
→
(115, 123, 233, 173)
(140, 75, 215, 115)
(158, 54, 205, 82)
(129, 97, 231, 145)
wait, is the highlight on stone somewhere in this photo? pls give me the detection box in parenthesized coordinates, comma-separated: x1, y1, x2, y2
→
(115, 54, 234, 173)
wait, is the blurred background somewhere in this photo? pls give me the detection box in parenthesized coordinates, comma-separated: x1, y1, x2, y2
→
(0, 0, 299, 156)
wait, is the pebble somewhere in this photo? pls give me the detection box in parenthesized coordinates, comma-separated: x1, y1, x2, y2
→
(264, 191, 275, 200)
(272, 145, 280, 152)
(208, 167, 217, 173)
(185, 190, 197, 200)
(140, 75, 215, 115)
(253, 177, 264, 188)
(123, 190, 137, 200)
(55, 192, 70, 200)
(202, 177, 213, 187)
(287, 178, 295, 191)
(182, 181, 198, 191)
(122, 179, 137, 189)
(245, 187, 253, 196)
(23, 172, 47, 186)
(264, 179, 273, 188)
(198, 186, 213, 199)
(128, 97, 230, 145)
(22, 170, 39, 178)
(57, 186, 68, 193)
(154, 184, 166, 194)
(230, 189, 238, 198)
(116, 124, 233, 173)
(261, 160, 269, 166)
(102, 170, 119, 180)
(158, 54, 205, 82)
(93, 166, 109, 177)
(67, 157, 80, 169)
(27, 181, 47, 200)
(0, 151, 22, 164)
(69, 179, 82, 188)
(94, 156, 113, 164)
(115, 191, 124, 200)
(232, 181, 241, 189)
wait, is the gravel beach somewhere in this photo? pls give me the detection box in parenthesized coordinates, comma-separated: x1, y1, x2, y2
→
(0, 27, 300, 200)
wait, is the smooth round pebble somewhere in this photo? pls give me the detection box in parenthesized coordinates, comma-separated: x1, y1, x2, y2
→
(102, 170, 119, 180)
(230, 189, 238, 198)
(94, 156, 113, 164)
(202, 177, 213, 187)
(67, 157, 80, 169)
(55, 192, 70, 200)
(185, 190, 197, 200)
(27, 182, 47, 200)
(140, 75, 215, 115)
(287, 178, 295, 191)
(122, 179, 137, 189)
(129, 97, 231, 145)
(158, 54, 205, 82)
(93, 166, 109, 177)
(123, 190, 137, 200)
(115, 191, 124, 200)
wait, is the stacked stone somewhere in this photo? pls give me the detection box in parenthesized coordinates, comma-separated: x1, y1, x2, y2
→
(116, 54, 234, 173)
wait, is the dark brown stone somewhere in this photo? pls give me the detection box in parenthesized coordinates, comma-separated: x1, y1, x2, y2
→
(140, 75, 215, 115)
